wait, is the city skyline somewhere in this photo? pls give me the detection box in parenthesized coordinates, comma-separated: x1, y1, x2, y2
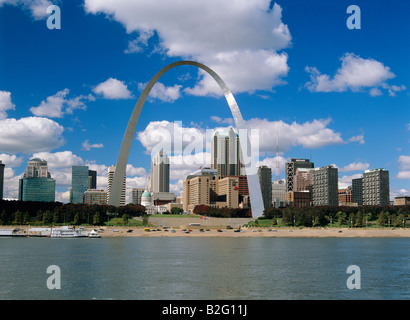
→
(0, 0, 409, 204)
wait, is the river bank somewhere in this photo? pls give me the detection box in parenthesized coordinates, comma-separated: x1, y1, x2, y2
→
(1, 225, 409, 238)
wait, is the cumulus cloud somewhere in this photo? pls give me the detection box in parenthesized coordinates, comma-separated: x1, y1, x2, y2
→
(397, 155, 410, 179)
(82, 140, 104, 151)
(0, 153, 23, 167)
(29, 89, 91, 118)
(0, 117, 65, 153)
(0, 0, 53, 19)
(305, 53, 405, 96)
(84, 0, 292, 96)
(93, 78, 133, 99)
(32, 151, 84, 168)
(138, 82, 182, 103)
(338, 161, 370, 172)
(338, 173, 363, 189)
(0, 91, 15, 119)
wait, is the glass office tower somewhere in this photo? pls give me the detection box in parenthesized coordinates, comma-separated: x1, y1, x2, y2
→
(71, 166, 90, 204)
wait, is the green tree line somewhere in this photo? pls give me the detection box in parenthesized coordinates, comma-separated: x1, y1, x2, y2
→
(193, 204, 251, 218)
(0, 200, 145, 226)
(263, 205, 410, 228)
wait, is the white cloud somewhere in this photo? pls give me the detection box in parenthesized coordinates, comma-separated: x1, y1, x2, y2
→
(84, 0, 292, 96)
(397, 155, 410, 179)
(338, 173, 363, 189)
(137, 118, 356, 161)
(126, 164, 147, 177)
(348, 135, 365, 144)
(0, 153, 23, 167)
(29, 89, 90, 118)
(138, 82, 182, 103)
(0, 91, 15, 119)
(0, 0, 53, 19)
(246, 118, 345, 152)
(257, 156, 287, 178)
(0, 117, 65, 153)
(339, 162, 369, 172)
(82, 140, 104, 151)
(210, 116, 234, 126)
(137, 120, 206, 156)
(93, 78, 133, 99)
(32, 151, 84, 168)
(305, 53, 404, 96)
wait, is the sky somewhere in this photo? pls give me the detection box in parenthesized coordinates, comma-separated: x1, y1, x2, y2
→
(0, 0, 409, 203)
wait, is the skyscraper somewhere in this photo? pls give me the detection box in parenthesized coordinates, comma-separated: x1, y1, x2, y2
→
(285, 158, 314, 192)
(0, 160, 4, 200)
(257, 165, 272, 210)
(150, 150, 170, 193)
(18, 158, 55, 202)
(88, 170, 97, 189)
(362, 169, 390, 205)
(71, 166, 90, 204)
(211, 127, 244, 176)
(312, 165, 338, 206)
(131, 188, 145, 205)
(352, 177, 363, 206)
(107, 165, 126, 206)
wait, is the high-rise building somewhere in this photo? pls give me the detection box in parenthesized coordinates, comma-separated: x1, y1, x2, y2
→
(352, 177, 363, 206)
(362, 169, 390, 205)
(211, 127, 244, 176)
(107, 165, 126, 206)
(257, 165, 272, 210)
(182, 169, 242, 212)
(150, 150, 170, 193)
(71, 166, 90, 204)
(84, 189, 107, 205)
(0, 160, 4, 200)
(18, 158, 55, 202)
(312, 165, 338, 206)
(131, 188, 145, 205)
(272, 180, 286, 208)
(88, 170, 97, 189)
(286, 158, 314, 192)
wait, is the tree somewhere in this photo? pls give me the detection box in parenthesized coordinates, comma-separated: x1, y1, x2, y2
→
(170, 207, 183, 215)
(336, 211, 346, 227)
(378, 211, 388, 226)
(93, 212, 102, 226)
(73, 213, 80, 225)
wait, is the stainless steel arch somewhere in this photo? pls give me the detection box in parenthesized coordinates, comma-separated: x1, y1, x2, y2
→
(108, 60, 264, 217)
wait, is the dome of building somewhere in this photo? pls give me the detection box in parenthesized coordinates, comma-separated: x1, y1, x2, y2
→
(141, 187, 152, 207)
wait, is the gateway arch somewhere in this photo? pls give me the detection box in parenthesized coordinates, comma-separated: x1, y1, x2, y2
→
(108, 61, 264, 217)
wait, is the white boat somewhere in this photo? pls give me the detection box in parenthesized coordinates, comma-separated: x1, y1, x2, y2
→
(50, 226, 87, 238)
(88, 230, 101, 238)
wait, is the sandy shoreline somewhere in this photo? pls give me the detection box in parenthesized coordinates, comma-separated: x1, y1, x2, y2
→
(1, 225, 410, 238)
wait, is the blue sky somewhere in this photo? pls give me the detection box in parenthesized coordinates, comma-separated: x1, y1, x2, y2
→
(0, 0, 409, 203)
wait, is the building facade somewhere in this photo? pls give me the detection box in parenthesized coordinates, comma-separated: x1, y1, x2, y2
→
(71, 166, 90, 204)
(312, 165, 338, 206)
(272, 180, 287, 208)
(18, 158, 55, 202)
(107, 165, 126, 206)
(182, 170, 243, 212)
(211, 127, 245, 176)
(150, 150, 170, 193)
(84, 189, 107, 205)
(285, 158, 314, 192)
(338, 187, 354, 206)
(131, 188, 145, 205)
(352, 178, 363, 206)
(362, 169, 390, 206)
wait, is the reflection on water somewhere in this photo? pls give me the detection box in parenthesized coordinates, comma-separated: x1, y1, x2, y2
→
(0, 237, 409, 299)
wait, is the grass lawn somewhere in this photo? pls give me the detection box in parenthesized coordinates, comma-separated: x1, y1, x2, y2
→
(105, 217, 153, 227)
